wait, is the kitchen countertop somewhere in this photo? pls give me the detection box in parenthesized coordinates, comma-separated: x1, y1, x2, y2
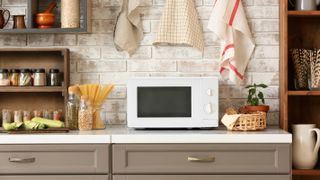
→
(0, 126, 292, 144)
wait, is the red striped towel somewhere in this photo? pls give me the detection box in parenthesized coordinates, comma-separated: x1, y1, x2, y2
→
(208, 0, 255, 83)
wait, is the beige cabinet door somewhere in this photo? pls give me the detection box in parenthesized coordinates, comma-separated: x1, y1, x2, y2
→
(0, 144, 109, 174)
(113, 144, 291, 174)
(113, 175, 291, 180)
(0, 175, 108, 180)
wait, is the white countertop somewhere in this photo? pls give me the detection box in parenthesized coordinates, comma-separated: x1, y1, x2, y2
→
(0, 126, 292, 144)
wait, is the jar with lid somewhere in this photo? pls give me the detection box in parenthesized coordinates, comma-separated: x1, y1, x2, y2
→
(78, 95, 93, 131)
(2, 109, 12, 126)
(23, 110, 32, 121)
(66, 86, 79, 130)
(0, 69, 10, 86)
(10, 69, 20, 86)
(14, 110, 23, 123)
(19, 69, 32, 86)
(33, 69, 46, 86)
(48, 69, 61, 86)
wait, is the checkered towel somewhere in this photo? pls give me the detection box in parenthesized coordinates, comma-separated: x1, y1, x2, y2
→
(153, 0, 204, 52)
(114, 0, 143, 56)
(208, 0, 255, 83)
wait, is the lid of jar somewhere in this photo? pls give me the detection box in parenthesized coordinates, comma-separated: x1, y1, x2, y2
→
(68, 86, 80, 94)
(49, 69, 60, 73)
(34, 69, 45, 73)
(10, 69, 20, 73)
(20, 69, 30, 73)
(0, 69, 9, 73)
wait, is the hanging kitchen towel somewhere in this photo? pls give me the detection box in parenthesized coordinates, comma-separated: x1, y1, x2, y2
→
(153, 0, 204, 52)
(114, 0, 143, 56)
(208, 0, 255, 83)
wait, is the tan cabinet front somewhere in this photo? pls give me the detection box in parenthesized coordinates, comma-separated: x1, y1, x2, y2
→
(0, 144, 109, 174)
(113, 175, 291, 180)
(0, 175, 108, 180)
(113, 144, 291, 174)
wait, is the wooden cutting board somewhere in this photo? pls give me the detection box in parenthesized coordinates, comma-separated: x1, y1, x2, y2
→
(0, 128, 69, 134)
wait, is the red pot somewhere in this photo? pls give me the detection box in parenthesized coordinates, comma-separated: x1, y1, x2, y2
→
(244, 105, 270, 113)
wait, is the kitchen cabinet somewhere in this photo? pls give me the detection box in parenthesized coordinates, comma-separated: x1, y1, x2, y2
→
(113, 175, 291, 180)
(0, 175, 108, 180)
(112, 144, 291, 179)
(0, 144, 109, 176)
(280, 0, 320, 179)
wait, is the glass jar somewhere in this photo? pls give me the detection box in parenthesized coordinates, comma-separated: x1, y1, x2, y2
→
(43, 110, 53, 120)
(48, 69, 61, 86)
(78, 96, 93, 131)
(23, 110, 32, 121)
(2, 109, 12, 125)
(66, 87, 79, 129)
(33, 110, 43, 118)
(0, 69, 10, 86)
(53, 109, 63, 121)
(33, 69, 46, 86)
(14, 110, 23, 123)
(19, 69, 32, 86)
(10, 69, 20, 86)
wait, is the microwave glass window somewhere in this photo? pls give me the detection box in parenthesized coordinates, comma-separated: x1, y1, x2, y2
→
(137, 87, 192, 117)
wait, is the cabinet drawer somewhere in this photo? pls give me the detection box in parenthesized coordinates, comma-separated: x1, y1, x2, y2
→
(113, 144, 290, 174)
(0, 144, 109, 174)
(0, 175, 108, 180)
(114, 175, 291, 180)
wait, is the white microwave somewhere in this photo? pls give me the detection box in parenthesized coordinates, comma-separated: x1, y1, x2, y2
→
(127, 77, 219, 129)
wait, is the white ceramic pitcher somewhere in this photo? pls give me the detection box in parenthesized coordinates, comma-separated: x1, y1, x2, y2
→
(293, 124, 320, 169)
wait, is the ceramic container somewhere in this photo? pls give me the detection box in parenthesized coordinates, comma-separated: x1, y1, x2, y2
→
(61, 0, 80, 28)
(293, 124, 320, 169)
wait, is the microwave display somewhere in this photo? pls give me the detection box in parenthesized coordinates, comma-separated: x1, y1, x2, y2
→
(137, 87, 192, 117)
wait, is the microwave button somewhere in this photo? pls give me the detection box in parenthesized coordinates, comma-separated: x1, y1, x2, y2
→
(207, 89, 213, 96)
(205, 103, 213, 114)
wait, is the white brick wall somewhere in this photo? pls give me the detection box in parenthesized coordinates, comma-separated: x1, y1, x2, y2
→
(0, 0, 280, 126)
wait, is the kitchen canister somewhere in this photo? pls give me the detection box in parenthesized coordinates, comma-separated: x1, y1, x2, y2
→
(61, 0, 80, 28)
(290, 48, 311, 90)
(296, 0, 317, 10)
(310, 49, 320, 90)
(293, 124, 320, 169)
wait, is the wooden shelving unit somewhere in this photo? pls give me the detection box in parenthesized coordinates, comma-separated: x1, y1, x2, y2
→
(0, 48, 70, 125)
(280, 2, 320, 180)
(0, 0, 90, 34)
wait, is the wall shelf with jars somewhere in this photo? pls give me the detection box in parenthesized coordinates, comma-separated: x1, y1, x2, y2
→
(0, 48, 70, 126)
(0, 0, 90, 34)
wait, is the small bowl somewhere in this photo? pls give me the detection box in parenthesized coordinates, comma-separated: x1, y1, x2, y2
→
(35, 13, 55, 29)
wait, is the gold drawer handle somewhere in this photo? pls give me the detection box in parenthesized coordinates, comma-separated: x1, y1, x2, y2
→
(187, 156, 215, 162)
(9, 157, 36, 163)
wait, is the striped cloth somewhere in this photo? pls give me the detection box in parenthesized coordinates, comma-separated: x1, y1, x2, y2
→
(208, 0, 255, 83)
(153, 0, 204, 52)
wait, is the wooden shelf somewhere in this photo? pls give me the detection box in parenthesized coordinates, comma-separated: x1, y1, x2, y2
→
(293, 169, 320, 176)
(0, 28, 87, 34)
(288, 10, 320, 17)
(0, 86, 65, 93)
(288, 91, 320, 96)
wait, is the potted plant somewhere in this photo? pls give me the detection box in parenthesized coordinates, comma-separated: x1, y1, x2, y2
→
(245, 83, 269, 113)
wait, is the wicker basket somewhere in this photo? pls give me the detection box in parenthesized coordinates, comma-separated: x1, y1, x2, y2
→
(232, 112, 267, 131)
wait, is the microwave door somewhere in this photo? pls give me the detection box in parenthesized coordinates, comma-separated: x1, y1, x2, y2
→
(137, 87, 192, 118)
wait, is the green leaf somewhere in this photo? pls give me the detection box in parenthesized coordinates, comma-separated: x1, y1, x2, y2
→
(245, 85, 254, 89)
(258, 92, 265, 104)
(257, 84, 268, 88)
(251, 97, 259, 106)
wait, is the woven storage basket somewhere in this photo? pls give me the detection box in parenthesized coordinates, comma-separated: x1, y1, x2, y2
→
(232, 112, 267, 131)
